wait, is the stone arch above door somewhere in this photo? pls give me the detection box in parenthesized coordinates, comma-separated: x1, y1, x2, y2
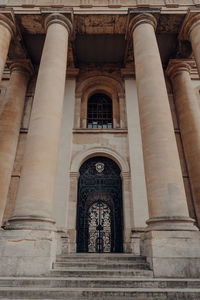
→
(67, 147, 132, 253)
(70, 147, 130, 175)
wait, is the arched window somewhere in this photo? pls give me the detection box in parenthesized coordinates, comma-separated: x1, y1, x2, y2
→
(87, 93, 113, 129)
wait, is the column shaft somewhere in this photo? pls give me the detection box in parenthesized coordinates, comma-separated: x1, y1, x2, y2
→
(8, 14, 72, 230)
(190, 26, 200, 76)
(0, 62, 31, 225)
(131, 14, 195, 230)
(182, 14, 200, 78)
(168, 62, 200, 227)
(0, 15, 15, 83)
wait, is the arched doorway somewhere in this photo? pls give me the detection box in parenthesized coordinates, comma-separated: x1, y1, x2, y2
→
(76, 156, 123, 253)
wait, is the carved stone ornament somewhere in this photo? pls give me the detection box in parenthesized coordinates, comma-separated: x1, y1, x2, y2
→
(95, 162, 105, 173)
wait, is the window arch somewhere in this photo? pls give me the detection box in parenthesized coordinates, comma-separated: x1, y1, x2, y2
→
(87, 93, 113, 129)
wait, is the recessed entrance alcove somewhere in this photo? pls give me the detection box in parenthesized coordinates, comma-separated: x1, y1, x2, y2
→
(76, 156, 123, 253)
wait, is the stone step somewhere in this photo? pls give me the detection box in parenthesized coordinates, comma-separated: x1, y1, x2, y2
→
(53, 261, 150, 270)
(0, 287, 200, 299)
(50, 269, 153, 277)
(0, 277, 200, 289)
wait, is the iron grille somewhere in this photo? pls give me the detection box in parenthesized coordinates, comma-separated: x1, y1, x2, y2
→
(87, 94, 113, 129)
(77, 156, 123, 253)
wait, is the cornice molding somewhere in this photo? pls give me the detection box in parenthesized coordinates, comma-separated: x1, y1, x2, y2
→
(66, 68, 79, 78)
(1, 0, 200, 12)
(121, 68, 135, 79)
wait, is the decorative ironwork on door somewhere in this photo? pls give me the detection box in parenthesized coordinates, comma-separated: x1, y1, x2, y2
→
(88, 200, 112, 253)
(77, 156, 123, 253)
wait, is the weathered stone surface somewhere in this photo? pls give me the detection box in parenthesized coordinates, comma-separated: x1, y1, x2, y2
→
(0, 229, 56, 276)
(142, 230, 200, 278)
(0, 1, 200, 287)
(8, 14, 72, 230)
(0, 62, 30, 225)
(167, 61, 200, 228)
(0, 14, 14, 83)
(131, 13, 195, 231)
(0, 252, 200, 299)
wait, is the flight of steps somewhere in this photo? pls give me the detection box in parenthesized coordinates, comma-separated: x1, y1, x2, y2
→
(0, 253, 200, 299)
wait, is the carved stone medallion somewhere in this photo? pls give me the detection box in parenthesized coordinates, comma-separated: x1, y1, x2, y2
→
(95, 162, 104, 173)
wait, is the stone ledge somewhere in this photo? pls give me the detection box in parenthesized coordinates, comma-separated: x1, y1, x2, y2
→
(73, 128, 128, 133)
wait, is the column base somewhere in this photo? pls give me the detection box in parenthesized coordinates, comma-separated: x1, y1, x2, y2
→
(141, 230, 200, 278)
(146, 216, 197, 231)
(0, 229, 57, 276)
(5, 215, 56, 231)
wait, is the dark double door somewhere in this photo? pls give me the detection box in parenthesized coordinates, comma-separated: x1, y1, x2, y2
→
(76, 157, 123, 253)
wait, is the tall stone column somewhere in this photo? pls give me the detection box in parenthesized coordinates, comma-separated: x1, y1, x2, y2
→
(0, 61, 32, 226)
(130, 14, 195, 231)
(8, 14, 72, 230)
(167, 61, 200, 227)
(0, 15, 15, 84)
(182, 13, 200, 78)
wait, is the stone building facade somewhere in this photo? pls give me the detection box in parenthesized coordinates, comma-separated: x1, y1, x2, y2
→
(0, 0, 200, 279)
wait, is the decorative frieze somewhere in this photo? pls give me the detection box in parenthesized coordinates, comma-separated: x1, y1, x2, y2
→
(193, 0, 200, 6)
(137, 0, 150, 7)
(0, 0, 199, 9)
(1, 0, 78, 6)
(80, 0, 108, 7)
(108, 0, 121, 8)
(80, 0, 93, 8)
(165, 0, 179, 7)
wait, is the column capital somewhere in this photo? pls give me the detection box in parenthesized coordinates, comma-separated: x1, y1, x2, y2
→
(167, 60, 191, 80)
(8, 59, 34, 77)
(0, 14, 15, 37)
(181, 13, 200, 41)
(129, 13, 157, 35)
(44, 13, 73, 36)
